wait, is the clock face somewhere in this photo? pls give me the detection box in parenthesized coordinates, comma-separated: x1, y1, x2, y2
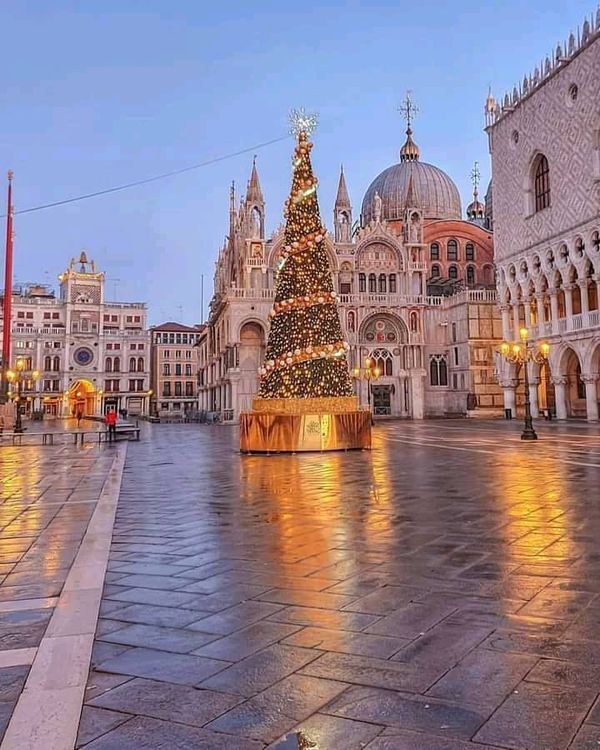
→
(74, 347, 94, 367)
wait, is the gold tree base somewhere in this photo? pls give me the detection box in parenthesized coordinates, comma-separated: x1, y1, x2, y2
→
(240, 409, 371, 453)
(252, 396, 359, 415)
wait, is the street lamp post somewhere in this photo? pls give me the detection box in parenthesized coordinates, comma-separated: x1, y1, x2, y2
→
(353, 357, 381, 425)
(498, 327, 550, 441)
(6, 357, 40, 433)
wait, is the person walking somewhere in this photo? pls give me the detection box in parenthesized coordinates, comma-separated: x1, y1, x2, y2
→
(105, 408, 117, 443)
(76, 409, 83, 427)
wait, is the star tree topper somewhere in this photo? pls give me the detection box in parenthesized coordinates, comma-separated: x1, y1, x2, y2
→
(289, 108, 319, 137)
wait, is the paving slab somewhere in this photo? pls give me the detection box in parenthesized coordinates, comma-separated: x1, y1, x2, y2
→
(73, 420, 600, 750)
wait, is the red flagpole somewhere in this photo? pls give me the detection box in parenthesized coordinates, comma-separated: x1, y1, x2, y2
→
(2, 171, 14, 377)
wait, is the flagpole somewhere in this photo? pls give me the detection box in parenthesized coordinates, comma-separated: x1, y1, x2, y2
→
(1, 171, 14, 395)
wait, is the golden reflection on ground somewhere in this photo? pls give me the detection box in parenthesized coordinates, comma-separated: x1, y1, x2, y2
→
(489, 444, 575, 590)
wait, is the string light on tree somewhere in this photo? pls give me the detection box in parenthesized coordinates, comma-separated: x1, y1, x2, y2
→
(258, 110, 354, 401)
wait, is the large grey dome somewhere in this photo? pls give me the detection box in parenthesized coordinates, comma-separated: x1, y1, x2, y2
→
(361, 160, 462, 224)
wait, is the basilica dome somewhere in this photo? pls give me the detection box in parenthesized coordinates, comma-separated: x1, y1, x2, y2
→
(361, 127, 462, 224)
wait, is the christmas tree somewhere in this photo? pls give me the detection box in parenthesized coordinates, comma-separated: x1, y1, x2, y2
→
(258, 111, 354, 402)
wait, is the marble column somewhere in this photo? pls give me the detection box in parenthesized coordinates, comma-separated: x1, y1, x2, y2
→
(512, 305, 520, 337)
(523, 298, 532, 329)
(528, 374, 540, 418)
(499, 305, 511, 341)
(549, 291, 559, 334)
(578, 279, 590, 324)
(582, 375, 599, 422)
(552, 376, 568, 420)
(535, 294, 546, 331)
(500, 379, 516, 417)
(564, 285, 574, 326)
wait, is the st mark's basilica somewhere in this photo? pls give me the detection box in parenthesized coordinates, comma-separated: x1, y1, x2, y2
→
(198, 102, 504, 421)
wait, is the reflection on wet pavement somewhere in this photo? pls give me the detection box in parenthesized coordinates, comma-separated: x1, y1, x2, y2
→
(0, 443, 118, 743)
(79, 420, 600, 749)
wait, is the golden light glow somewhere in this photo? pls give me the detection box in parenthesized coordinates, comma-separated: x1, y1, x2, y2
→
(540, 342, 550, 357)
(519, 327, 529, 342)
(16, 358, 24, 371)
(500, 342, 510, 356)
(512, 344, 521, 355)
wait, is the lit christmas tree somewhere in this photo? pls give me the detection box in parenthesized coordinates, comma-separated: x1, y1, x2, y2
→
(258, 110, 355, 402)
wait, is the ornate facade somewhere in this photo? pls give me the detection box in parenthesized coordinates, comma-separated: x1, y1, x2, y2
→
(199, 124, 502, 421)
(0, 253, 151, 418)
(486, 10, 600, 421)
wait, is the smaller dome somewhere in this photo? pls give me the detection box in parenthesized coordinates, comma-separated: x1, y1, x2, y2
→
(467, 197, 485, 220)
(400, 126, 420, 163)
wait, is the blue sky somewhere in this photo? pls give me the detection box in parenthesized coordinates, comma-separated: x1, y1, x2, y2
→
(1, 0, 593, 323)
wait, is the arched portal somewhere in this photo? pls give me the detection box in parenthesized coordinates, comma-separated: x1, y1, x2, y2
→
(561, 348, 586, 418)
(68, 379, 96, 417)
(238, 321, 266, 413)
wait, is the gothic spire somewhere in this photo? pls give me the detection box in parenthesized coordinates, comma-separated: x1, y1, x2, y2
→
(335, 165, 351, 208)
(246, 155, 264, 204)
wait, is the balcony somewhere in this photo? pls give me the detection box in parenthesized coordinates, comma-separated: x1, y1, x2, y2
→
(337, 293, 442, 307)
(228, 288, 275, 300)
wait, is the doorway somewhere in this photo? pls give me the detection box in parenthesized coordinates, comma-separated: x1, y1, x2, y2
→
(372, 384, 392, 416)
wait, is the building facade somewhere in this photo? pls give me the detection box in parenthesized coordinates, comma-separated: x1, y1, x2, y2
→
(486, 11, 600, 421)
(198, 124, 503, 421)
(150, 322, 202, 420)
(0, 252, 151, 418)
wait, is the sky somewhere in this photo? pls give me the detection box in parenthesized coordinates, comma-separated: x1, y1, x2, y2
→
(1, 0, 594, 324)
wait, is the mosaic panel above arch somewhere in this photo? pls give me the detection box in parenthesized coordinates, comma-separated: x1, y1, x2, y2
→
(356, 242, 401, 270)
(360, 314, 408, 345)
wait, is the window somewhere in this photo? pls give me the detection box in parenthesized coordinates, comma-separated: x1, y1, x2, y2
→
(430, 355, 448, 386)
(53, 356, 60, 371)
(389, 274, 397, 293)
(454, 347, 459, 366)
(174, 382, 182, 397)
(43, 312, 51, 320)
(447, 240, 458, 261)
(359, 273, 366, 293)
(465, 243, 475, 261)
(137, 357, 144, 372)
(466, 265, 475, 286)
(430, 242, 440, 260)
(431, 264, 440, 278)
(534, 155, 551, 212)
(378, 274, 387, 293)
(175, 364, 182, 376)
(164, 350, 170, 358)
(185, 364, 192, 376)
(368, 274, 377, 293)
(137, 379, 144, 391)
(114, 357, 121, 372)
(106, 343, 113, 351)
(130, 343, 137, 351)
(129, 379, 136, 392)
(185, 350, 192, 359)
(17, 311, 24, 319)
(164, 363, 171, 376)
(451, 322, 457, 343)
(129, 357, 136, 372)
(163, 382, 171, 397)
(340, 282, 351, 294)
(105, 357, 113, 373)
(44, 356, 52, 371)
(185, 382, 193, 397)
(449, 265, 458, 280)
(52, 312, 59, 320)
(175, 350, 182, 359)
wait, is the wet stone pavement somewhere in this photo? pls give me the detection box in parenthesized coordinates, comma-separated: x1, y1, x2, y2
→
(77, 420, 600, 750)
(0, 442, 117, 742)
